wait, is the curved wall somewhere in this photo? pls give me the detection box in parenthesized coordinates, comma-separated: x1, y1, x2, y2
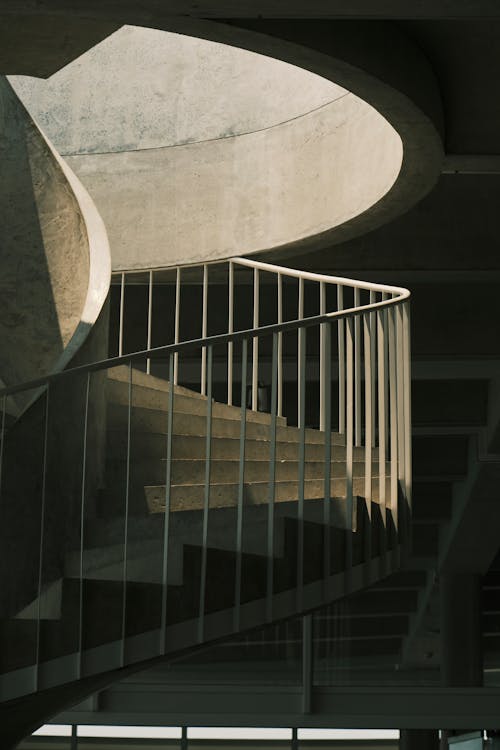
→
(0, 77, 110, 410)
(65, 91, 402, 270)
(10, 26, 346, 153)
(11, 26, 405, 271)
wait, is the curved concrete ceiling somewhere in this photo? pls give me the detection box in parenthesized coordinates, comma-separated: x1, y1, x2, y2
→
(0, 10, 445, 267)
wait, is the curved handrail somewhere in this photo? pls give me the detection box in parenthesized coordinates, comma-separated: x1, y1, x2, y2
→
(0, 283, 407, 398)
(230, 256, 410, 298)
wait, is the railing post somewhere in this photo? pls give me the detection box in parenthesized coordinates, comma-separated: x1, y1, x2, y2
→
(78, 372, 91, 677)
(297, 277, 304, 427)
(337, 285, 345, 434)
(363, 311, 373, 566)
(35, 385, 50, 689)
(346, 316, 354, 583)
(119, 271, 125, 357)
(354, 288, 362, 446)
(233, 339, 248, 632)
(252, 268, 260, 411)
(377, 305, 388, 570)
(174, 267, 181, 386)
(0, 394, 6, 499)
(146, 269, 153, 375)
(227, 261, 234, 406)
(120, 362, 133, 666)
(319, 281, 326, 432)
(160, 353, 175, 654)
(323, 322, 332, 586)
(297, 325, 306, 609)
(201, 264, 208, 397)
(198, 345, 213, 642)
(277, 272, 283, 418)
(403, 301, 412, 539)
(266, 333, 278, 622)
(369, 291, 377, 444)
(388, 305, 399, 544)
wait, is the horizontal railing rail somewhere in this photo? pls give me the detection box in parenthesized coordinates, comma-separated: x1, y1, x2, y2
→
(0, 298, 407, 399)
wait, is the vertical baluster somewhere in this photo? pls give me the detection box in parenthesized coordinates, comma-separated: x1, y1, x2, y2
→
(119, 272, 125, 357)
(35, 385, 50, 689)
(277, 273, 283, 418)
(0, 394, 6, 498)
(337, 285, 345, 434)
(388, 305, 399, 549)
(227, 261, 234, 406)
(403, 301, 412, 541)
(297, 278, 304, 427)
(396, 304, 406, 547)
(120, 362, 132, 666)
(363, 311, 373, 567)
(319, 282, 326, 431)
(377, 305, 388, 570)
(78, 373, 91, 676)
(302, 613, 313, 715)
(198, 345, 213, 642)
(252, 268, 260, 411)
(297, 326, 306, 610)
(370, 291, 377, 443)
(383, 293, 390, 459)
(266, 333, 278, 622)
(160, 353, 175, 654)
(174, 268, 181, 386)
(146, 270, 153, 375)
(201, 264, 208, 397)
(233, 339, 248, 632)
(354, 288, 362, 446)
(323, 323, 332, 586)
(346, 317, 354, 585)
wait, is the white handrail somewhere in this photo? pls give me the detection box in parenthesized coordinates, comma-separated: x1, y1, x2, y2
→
(231, 255, 410, 300)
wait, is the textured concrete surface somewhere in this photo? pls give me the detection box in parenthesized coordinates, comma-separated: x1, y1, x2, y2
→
(0, 78, 89, 409)
(10, 26, 345, 154)
(7, 21, 443, 269)
(65, 92, 402, 270)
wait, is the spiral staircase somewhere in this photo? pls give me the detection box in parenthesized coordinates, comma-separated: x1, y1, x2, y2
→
(0, 79, 411, 746)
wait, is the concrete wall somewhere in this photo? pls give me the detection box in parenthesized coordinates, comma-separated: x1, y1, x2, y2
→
(0, 77, 111, 413)
(10, 26, 345, 153)
(10, 26, 403, 272)
(66, 93, 402, 270)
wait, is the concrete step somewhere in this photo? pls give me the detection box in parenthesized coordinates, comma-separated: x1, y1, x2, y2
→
(105, 456, 381, 488)
(109, 365, 206, 400)
(108, 402, 346, 445)
(145, 476, 393, 513)
(107, 372, 286, 427)
(106, 430, 372, 462)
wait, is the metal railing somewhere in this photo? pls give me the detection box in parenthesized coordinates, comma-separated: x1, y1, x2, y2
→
(0, 257, 411, 698)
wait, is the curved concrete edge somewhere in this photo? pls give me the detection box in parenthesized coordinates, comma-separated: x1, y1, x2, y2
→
(68, 91, 403, 272)
(0, 14, 444, 265)
(41, 132, 112, 373)
(151, 17, 445, 257)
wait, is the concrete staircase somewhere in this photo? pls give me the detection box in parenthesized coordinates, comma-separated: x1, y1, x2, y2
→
(0, 366, 398, 690)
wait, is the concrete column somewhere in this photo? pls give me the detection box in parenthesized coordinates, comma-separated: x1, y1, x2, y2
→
(400, 729, 439, 750)
(440, 573, 482, 688)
